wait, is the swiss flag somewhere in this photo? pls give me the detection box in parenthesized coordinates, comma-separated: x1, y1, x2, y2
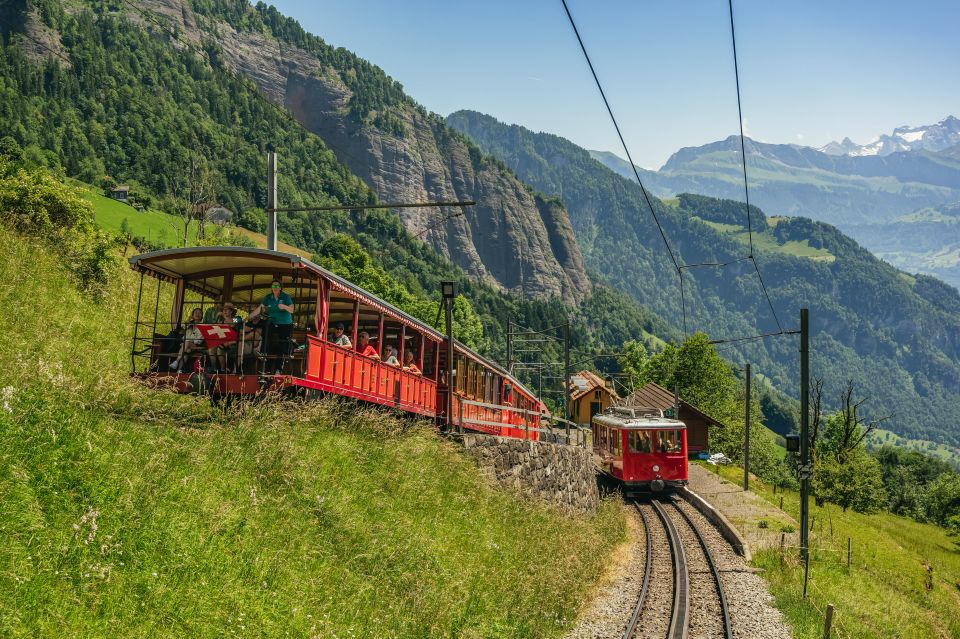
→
(197, 323, 238, 349)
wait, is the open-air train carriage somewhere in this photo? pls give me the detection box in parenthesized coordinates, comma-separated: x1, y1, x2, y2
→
(592, 406, 689, 490)
(129, 246, 544, 435)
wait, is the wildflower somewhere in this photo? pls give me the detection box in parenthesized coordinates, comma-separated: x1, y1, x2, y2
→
(74, 509, 99, 545)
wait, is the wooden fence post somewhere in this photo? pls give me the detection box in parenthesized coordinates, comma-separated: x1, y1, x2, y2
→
(824, 604, 834, 638)
(847, 537, 851, 569)
(780, 533, 785, 567)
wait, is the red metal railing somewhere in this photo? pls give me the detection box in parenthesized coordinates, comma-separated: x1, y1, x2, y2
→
(306, 336, 437, 414)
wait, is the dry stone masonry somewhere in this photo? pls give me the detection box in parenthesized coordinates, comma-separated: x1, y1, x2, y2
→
(461, 434, 599, 513)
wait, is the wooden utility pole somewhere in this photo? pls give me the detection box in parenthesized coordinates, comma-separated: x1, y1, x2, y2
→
(267, 151, 278, 251)
(744, 362, 751, 491)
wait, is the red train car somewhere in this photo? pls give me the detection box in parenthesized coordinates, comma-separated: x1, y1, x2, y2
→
(128, 246, 544, 437)
(592, 406, 688, 490)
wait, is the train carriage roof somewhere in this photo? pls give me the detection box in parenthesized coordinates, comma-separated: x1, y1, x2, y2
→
(129, 246, 539, 400)
(593, 406, 686, 430)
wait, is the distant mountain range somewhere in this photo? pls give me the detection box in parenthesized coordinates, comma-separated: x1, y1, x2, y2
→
(819, 116, 960, 157)
(587, 118, 960, 288)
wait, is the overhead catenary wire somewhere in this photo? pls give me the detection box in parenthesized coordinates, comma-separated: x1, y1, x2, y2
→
(560, 0, 688, 335)
(727, 0, 784, 335)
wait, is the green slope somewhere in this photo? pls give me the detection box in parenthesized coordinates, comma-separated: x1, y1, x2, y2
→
(707, 464, 960, 639)
(0, 228, 624, 637)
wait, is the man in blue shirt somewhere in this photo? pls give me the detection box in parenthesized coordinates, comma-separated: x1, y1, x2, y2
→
(255, 279, 295, 368)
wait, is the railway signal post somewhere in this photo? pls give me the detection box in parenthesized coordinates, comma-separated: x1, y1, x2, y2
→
(800, 308, 810, 559)
(744, 362, 751, 491)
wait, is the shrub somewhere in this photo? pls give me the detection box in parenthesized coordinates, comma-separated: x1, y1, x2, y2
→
(0, 165, 122, 295)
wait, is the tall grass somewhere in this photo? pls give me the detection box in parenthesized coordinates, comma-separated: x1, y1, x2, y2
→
(0, 233, 625, 637)
(708, 464, 960, 639)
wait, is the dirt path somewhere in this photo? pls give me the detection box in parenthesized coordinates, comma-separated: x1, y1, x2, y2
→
(687, 464, 799, 552)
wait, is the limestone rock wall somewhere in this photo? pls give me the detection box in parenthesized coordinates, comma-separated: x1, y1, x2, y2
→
(461, 435, 599, 513)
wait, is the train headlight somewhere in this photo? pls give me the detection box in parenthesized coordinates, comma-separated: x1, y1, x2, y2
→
(652, 464, 660, 472)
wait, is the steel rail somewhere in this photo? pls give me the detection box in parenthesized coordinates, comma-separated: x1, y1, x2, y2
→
(622, 502, 654, 639)
(669, 498, 733, 639)
(651, 498, 689, 639)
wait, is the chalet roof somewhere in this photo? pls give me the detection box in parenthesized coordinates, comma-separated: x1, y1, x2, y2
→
(112, 185, 130, 192)
(615, 381, 724, 427)
(567, 369, 619, 402)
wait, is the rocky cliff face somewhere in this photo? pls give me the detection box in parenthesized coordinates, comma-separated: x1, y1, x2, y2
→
(125, 0, 590, 303)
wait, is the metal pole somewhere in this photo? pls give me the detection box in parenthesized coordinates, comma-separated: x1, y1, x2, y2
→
(800, 307, 810, 560)
(445, 289, 455, 434)
(267, 151, 278, 251)
(744, 362, 751, 491)
(506, 318, 513, 373)
(564, 320, 571, 423)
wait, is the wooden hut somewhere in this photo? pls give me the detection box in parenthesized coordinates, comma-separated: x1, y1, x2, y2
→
(615, 382, 723, 456)
(567, 370, 620, 426)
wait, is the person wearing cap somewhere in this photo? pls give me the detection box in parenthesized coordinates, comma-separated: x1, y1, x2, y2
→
(253, 279, 295, 364)
(331, 323, 352, 348)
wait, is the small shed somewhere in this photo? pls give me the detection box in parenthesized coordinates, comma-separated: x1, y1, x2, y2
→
(567, 370, 620, 426)
(615, 382, 723, 455)
(109, 186, 130, 202)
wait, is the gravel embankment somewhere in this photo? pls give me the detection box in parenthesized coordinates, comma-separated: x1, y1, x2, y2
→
(672, 497, 793, 639)
(564, 496, 793, 639)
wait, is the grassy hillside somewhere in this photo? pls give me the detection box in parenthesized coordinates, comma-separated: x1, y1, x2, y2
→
(0, 230, 625, 637)
(706, 464, 960, 639)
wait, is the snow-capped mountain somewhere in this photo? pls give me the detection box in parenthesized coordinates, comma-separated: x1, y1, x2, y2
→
(819, 115, 960, 157)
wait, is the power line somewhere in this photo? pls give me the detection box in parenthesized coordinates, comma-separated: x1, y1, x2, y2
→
(727, 0, 784, 334)
(560, 0, 688, 335)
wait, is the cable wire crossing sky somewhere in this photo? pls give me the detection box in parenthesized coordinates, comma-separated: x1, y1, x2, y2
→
(270, 0, 960, 168)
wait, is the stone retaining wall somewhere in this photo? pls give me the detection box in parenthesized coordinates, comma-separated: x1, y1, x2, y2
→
(460, 434, 599, 513)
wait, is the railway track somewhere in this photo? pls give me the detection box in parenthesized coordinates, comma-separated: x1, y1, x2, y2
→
(624, 495, 732, 639)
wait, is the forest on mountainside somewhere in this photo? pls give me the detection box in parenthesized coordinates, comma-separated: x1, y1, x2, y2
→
(0, 0, 681, 404)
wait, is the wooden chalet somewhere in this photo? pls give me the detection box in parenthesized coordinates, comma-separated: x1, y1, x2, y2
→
(567, 370, 620, 426)
(615, 382, 723, 455)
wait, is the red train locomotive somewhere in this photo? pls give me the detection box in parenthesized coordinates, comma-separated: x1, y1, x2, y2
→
(128, 246, 547, 438)
(592, 407, 688, 490)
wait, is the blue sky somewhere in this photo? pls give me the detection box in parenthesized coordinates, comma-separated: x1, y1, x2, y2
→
(269, 0, 959, 168)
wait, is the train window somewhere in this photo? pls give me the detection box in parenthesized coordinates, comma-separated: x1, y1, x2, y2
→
(613, 429, 622, 458)
(656, 430, 683, 453)
(356, 304, 381, 352)
(628, 430, 653, 453)
(422, 339, 437, 379)
(327, 294, 356, 345)
(382, 320, 403, 360)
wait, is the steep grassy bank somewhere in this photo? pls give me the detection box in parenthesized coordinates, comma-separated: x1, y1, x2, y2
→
(705, 464, 960, 639)
(0, 232, 625, 637)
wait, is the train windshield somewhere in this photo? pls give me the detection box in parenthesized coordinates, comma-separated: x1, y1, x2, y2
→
(628, 430, 653, 453)
(656, 429, 683, 453)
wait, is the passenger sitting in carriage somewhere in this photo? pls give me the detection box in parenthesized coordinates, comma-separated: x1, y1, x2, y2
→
(207, 303, 244, 372)
(402, 350, 421, 375)
(356, 331, 380, 360)
(169, 308, 205, 371)
(383, 345, 400, 367)
(330, 323, 352, 348)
